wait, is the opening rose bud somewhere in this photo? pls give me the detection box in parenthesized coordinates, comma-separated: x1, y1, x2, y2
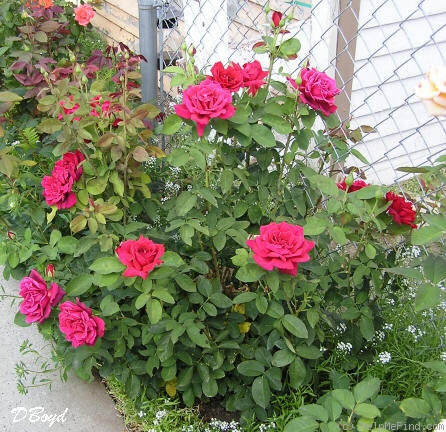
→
(271, 10, 283, 28)
(46, 264, 56, 278)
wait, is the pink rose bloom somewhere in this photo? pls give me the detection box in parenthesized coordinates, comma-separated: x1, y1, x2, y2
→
(208, 61, 244, 92)
(116, 235, 165, 279)
(53, 150, 85, 181)
(299, 68, 341, 116)
(41, 168, 76, 209)
(19, 269, 65, 324)
(74, 4, 95, 27)
(385, 192, 417, 228)
(337, 179, 369, 193)
(59, 299, 105, 348)
(174, 80, 235, 136)
(242, 60, 268, 96)
(246, 221, 315, 276)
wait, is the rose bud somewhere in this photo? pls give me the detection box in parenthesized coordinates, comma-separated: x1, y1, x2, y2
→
(271, 10, 283, 28)
(46, 264, 56, 278)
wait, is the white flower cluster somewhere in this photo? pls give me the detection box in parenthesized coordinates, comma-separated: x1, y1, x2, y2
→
(145, 156, 158, 169)
(336, 342, 353, 353)
(206, 418, 241, 432)
(374, 330, 386, 342)
(406, 325, 425, 342)
(336, 323, 347, 334)
(440, 352, 446, 361)
(153, 409, 168, 426)
(181, 426, 195, 432)
(259, 422, 277, 432)
(377, 351, 392, 364)
(383, 323, 393, 331)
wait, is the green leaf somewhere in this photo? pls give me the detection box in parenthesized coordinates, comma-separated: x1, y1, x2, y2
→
(251, 124, 276, 148)
(175, 191, 197, 216)
(422, 361, 446, 374)
(295, 345, 322, 359)
(213, 231, 226, 251)
(382, 267, 424, 280)
(229, 106, 251, 124)
(284, 417, 318, 432)
(252, 376, 271, 409)
(57, 236, 79, 255)
(100, 295, 120, 316)
(332, 389, 355, 410)
(411, 226, 443, 245)
(14, 312, 31, 327)
(353, 378, 381, 403)
(282, 314, 308, 338)
(255, 295, 268, 314)
(414, 283, 441, 312)
(202, 378, 218, 397)
(359, 315, 374, 341)
(147, 298, 163, 324)
(351, 185, 384, 199)
(220, 170, 234, 194)
(209, 293, 233, 309)
(175, 274, 197, 292)
(0, 91, 23, 102)
(331, 226, 347, 245)
(271, 349, 295, 367)
(232, 292, 257, 304)
(89, 256, 125, 274)
(87, 176, 109, 195)
(299, 404, 329, 422)
(279, 37, 301, 56)
(236, 264, 265, 282)
(186, 326, 210, 348)
(135, 293, 150, 310)
(354, 403, 380, 418)
(400, 398, 431, 418)
(289, 357, 306, 389)
(237, 360, 265, 377)
(37, 118, 62, 134)
(162, 114, 183, 135)
(304, 215, 328, 235)
(66, 274, 93, 296)
(423, 256, 446, 284)
(308, 174, 339, 196)
(161, 251, 185, 267)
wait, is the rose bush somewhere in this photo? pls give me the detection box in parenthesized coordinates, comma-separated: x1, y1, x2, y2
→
(0, 3, 444, 428)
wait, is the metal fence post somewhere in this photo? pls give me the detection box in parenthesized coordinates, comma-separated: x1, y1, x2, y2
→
(138, 0, 158, 103)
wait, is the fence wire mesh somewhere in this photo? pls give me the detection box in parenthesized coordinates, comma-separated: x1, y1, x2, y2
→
(155, 0, 445, 192)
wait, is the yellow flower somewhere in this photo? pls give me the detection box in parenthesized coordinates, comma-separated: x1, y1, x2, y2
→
(233, 303, 246, 315)
(238, 322, 251, 334)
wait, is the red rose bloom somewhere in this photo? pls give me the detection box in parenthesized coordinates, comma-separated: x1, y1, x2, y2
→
(299, 67, 341, 116)
(242, 60, 269, 96)
(116, 235, 165, 279)
(385, 192, 417, 228)
(41, 169, 76, 209)
(337, 179, 369, 193)
(54, 150, 85, 182)
(208, 61, 244, 92)
(19, 269, 65, 324)
(246, 221, 315, 276)
(59, 299, 105, 348)
(174, 80, 235, 136)
(271, 10, 283, 28)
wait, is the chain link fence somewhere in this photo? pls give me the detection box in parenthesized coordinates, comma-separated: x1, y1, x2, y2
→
(153, 0, 445, 188)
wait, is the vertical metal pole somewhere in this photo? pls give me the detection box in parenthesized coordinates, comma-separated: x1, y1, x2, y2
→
(138, 0, 158, 103)
(334, 0, 361, 122)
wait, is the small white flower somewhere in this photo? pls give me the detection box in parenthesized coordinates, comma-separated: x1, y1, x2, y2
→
(336, 342, 353, 353)
(440, 352, 446, 361)
(377, 351, 392, 364)
(374, 330, 385, 342)
(336, 323, 347, 333)
(155, 410, 167, 421)
(137, 410, 146, 417)
(383, 323, 393, 331)
(406, 325, 425, 341)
